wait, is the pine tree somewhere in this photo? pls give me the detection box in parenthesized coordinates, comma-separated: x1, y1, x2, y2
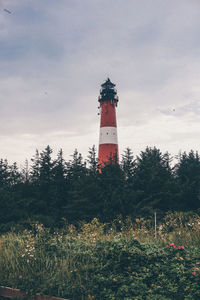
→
(121, 147, 136, 182)
(120, 148, 138, 216)
(30, 149, 40, 184)
(174, 150, 200, 210)
(133, 147, 174, 215)
(0, 159, 24, 231)
(0, 159, 10, 188)
(39, 145, 54, 186)
(99, 163, 125, 220)
(37, 146, 54, 217)
(28, 146, 55, 220)
(64, 149, 100, 222)
(21, 159, 30, 183)
(9, 162, 21, 187)
(87, 145, 99, 176)
(66, 149, 86, 180)
(52, 149, 69, 218)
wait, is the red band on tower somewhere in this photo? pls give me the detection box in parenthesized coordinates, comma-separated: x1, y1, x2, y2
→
(98, 78, 119, 167)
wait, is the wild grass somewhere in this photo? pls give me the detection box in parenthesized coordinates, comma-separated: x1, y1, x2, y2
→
(0, 212, 200, 299)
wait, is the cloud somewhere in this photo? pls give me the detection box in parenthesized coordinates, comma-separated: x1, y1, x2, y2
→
(1, 0, 200, 163)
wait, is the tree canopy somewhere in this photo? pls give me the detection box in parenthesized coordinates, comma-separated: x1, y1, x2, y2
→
(0, 145, 199, 232)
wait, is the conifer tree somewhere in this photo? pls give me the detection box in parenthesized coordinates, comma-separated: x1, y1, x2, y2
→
(64, 149, 100, 222)
(0, 159, 22, 230)
(39, 145, 54, 186)
(99, 162, 125, 220)
(66, 149, 86, 180)
(174, 150, 200, 210)
(37, 146, 54, 217)
(9, 162, 21, 187)
(87, 145, 99, 176)
(30, 149, 40, 184)
(120, 148, 138, 216)
(52, 149, 69, 217)
(121, 147, 136, 182)
(0, 159, 10, 188)
(21, 159, 30, 184)
(133, 147, 174, 215)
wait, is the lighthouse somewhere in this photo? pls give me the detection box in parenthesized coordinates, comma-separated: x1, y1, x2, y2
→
(98, 78, 119, 167)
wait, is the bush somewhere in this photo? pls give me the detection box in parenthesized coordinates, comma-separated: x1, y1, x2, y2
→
(0, 216, 200, 299)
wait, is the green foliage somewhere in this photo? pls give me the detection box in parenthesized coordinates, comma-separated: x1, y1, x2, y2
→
(0, 219, 200, 299)
(121, 147, 136, 181)
(174, 150, 200, 210)
(0, 145, 200, 232)
(133, 147, 175, 214)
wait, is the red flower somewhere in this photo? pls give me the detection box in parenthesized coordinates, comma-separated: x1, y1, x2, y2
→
(196, 262, 200, 265)
(178, 246, 184, 249)
(192, 272, 196, 275)
(18, 275, 23, 279)
(168, 243, 176, 248)
(193, 267, 199, 270)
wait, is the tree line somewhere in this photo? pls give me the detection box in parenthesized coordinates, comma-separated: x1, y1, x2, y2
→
(0, 145, 200, 232)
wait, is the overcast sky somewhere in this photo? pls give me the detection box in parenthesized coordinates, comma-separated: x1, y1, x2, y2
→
(1, 0, 200, 165)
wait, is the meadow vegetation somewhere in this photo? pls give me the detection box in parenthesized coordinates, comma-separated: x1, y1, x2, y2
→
(1, 146, 200, 298)
(0, 212, 200, 300)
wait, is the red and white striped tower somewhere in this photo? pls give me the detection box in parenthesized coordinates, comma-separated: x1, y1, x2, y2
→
(98, 78, 119, 167)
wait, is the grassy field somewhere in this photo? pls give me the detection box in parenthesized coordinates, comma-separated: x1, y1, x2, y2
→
(0, 212, 200, 300)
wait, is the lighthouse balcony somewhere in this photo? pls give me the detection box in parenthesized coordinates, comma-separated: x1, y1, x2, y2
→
(98, 95, 119, 102)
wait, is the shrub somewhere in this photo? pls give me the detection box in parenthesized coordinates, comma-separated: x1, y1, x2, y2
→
(0, 215, 200, 299)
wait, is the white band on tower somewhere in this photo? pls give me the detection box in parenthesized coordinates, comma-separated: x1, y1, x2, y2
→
(99, 126, 118, 145)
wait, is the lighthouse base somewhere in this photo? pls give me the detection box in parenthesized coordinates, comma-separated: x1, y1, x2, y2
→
(98, 144, 119, 167)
